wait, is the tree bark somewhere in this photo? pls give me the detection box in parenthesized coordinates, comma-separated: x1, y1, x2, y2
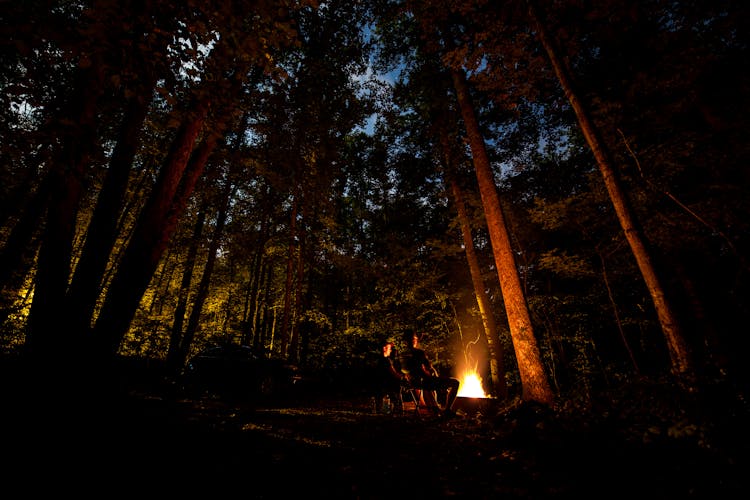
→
(447, 171, 508, 399)
(244, 210, 271, 347)
(288, 198, 308, 364)
(450, 68, 554, 406)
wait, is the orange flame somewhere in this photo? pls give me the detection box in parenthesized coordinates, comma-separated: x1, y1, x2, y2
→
(457, 370, 488, 398)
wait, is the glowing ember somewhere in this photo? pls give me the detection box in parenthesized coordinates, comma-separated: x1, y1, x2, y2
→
(457, 371, 488, 398)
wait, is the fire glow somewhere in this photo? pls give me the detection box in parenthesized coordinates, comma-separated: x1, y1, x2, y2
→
(457, 370, 489, 398)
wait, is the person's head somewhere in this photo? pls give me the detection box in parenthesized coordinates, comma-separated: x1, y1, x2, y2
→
(402, 329, 418, 347)
(382, 342, 394, 357)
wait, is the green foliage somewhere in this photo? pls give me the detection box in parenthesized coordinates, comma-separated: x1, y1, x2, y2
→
(537, 250, 595, 280)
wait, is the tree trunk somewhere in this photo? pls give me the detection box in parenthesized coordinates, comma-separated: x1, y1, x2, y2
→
(25, 57, 105, 362)
(165, 205, 206, 373)
(598, 251, 640, 375)
(90, 96, 211, 357)
(288, 204, 307, 364)
(527, 0, 693, 383)
(447, 172, 508, 399)
(450, 68, 554, 406)
(239, 187, 276, 350)
(65, 77, 156, 336)
(244, 211, 271, 347)
(177, 182, 234, 368)
(279, 193, 299, 358)
(259, 263, 275, 350)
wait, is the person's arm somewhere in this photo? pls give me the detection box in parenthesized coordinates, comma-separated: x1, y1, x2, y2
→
(419, 351, 438, 377)
(387, 359, 403, 379)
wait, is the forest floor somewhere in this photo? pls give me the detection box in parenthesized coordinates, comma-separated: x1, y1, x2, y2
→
(3, 375, 748, 499)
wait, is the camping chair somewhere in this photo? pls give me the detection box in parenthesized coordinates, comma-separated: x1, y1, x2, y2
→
(399, 367, 440, 417)
(400, 380, 423, 417)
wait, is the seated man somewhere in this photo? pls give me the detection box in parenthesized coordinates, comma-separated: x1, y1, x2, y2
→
(372, 340, 404, 414)
(399, 329, 460, 418)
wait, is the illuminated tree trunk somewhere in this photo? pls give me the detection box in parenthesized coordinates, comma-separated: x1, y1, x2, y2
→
(260, 264, 275, 349)
(289, 227, 305, 363)
(289, 185, 315, 364)
(450, 68, 554, 406)
(445, 164, 508, 399)
(527, 0, 693, 382)
(452, 177, 509, 398)
(251, 219, 271, 348)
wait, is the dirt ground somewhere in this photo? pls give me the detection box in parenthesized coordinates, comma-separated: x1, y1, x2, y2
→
(4, 384, 746, 499)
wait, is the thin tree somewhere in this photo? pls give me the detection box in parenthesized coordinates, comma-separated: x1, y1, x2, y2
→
(279, 189, 299, 358)
(526, 0, 693, 383)
(165, 203, 207, 373)
(176, 181, 235, 369)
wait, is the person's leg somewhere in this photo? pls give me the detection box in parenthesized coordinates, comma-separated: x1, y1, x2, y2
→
(443, 377, 460, 411)
(422, 377, 441, 414)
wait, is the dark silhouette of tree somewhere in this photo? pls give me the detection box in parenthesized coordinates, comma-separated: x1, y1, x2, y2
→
(65, 3, 169, 338)
(165, 201, 206, 373)
(177, 181, 234, 369)
(26, 33, 107, 361)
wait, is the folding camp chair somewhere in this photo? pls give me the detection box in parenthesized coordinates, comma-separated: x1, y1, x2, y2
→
(400, 382, 422, 417)
(399, 368, 441, 417)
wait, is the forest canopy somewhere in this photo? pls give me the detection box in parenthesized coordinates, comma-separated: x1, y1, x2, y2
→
(1, 0, 748, 405)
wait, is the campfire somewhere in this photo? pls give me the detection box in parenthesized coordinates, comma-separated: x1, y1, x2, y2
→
(451, 336, 497, 415)
(457, 370, 489, 398)
(454, 368, 496, 416)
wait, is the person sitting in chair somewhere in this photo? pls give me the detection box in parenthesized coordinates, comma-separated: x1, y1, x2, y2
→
(399, 329, 460, 418)
(372, 340, 404, 414)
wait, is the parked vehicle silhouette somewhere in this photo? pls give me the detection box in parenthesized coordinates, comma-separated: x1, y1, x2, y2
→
(182, 344, 301, 403)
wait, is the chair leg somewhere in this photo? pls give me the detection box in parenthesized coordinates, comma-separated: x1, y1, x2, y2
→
(411, 388, 423, 417)
(402, 387, 422, 417)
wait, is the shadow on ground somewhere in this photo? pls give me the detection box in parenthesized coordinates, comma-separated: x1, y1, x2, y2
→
(3, 381, 747, 499)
